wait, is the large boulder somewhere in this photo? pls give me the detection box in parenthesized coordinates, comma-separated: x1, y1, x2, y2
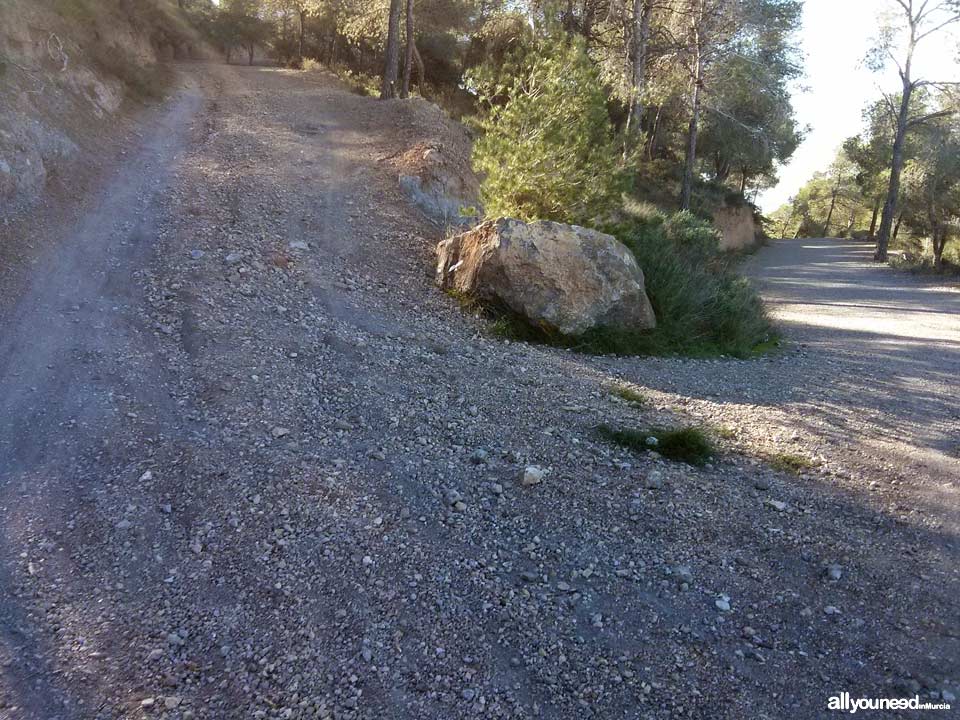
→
(436, 218, 656, 335)
(713, 203, 760, 251)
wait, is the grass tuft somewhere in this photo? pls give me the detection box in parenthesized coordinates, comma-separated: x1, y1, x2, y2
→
(767, 452, 817, 474)
(597, 425, 715, 466)
(609, 383, 647, 406)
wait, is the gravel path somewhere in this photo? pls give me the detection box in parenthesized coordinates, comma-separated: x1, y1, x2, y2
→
(0, 64, 956, 719)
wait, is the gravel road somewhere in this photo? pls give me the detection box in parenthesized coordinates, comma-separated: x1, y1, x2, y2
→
(0, 64, 956, 720)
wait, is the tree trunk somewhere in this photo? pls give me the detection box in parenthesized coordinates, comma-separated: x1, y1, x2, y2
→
(413, 40, 425, 93)
(932, 229, 945, 271)
(893, 211, 903, 241)
(380, 0, 403, 99)
(823, 190, 838, 237)
(299, 8, 306, 63)
(401, 0, 415, 98)
(623, 0, 651, 157)
(248, 43, 254, 66)
(875, 67, 914, 261)
(680, 2, 704, 211)
(680, 51, 703, 211)
(868, 200, 880, 238)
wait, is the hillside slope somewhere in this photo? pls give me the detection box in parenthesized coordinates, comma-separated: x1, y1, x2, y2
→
(0, 0, 203, 214)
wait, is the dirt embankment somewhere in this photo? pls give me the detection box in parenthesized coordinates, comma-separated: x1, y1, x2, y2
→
(0, 0, 203, 216)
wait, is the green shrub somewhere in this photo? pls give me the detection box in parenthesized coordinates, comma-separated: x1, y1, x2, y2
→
(486, 210, 776, 357)
(610, 211, 776, 357)
(597, 425, 715, 466)
(468, 36, 624, 224)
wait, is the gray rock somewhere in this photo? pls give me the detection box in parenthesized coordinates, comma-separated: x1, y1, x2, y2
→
(522, 465, 545, 486)
(436, 218, 656, 335)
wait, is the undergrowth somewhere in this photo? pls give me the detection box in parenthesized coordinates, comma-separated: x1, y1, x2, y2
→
(597, 425, 715, 466)
(480, 209, 777, 358)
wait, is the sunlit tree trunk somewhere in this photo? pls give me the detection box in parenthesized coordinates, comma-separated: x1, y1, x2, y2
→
(401, 0, 415, 98)
(868, 200, 879, 238)
(680, 0, 705, 211)
(624, 0, 651, 143)
(680, 46, 703, 210)
(380, 0, 403, 99)
(875, 79, 913, 260)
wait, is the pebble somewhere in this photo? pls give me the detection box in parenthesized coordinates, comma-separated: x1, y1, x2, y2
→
(522, 465, 545, 486)
(469, 448, 489, 465)
(715, 596, 731, 612)
(644, 471, 664, 490)
(271, 426, 290, 438)
(825, 564, 843, 581)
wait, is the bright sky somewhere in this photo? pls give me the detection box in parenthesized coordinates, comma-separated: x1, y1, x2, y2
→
(756, 0, 960, 213)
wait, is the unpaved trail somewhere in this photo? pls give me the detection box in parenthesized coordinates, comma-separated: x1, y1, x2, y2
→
(0, 64, 956, 719)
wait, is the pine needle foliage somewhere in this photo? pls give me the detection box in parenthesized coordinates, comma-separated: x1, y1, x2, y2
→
(469, 36, 625, 224)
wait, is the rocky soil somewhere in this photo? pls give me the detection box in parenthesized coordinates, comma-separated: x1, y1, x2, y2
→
(0, 63, 956, 720)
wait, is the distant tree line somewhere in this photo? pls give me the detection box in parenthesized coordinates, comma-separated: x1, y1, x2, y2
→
(771, 0, 960, 270)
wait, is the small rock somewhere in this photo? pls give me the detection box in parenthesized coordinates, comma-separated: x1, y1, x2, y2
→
(753, 477, 771, 490)
(825, 564, 843, 581)
(469, 448, 489, 465)
(715, 596, 731, 612)
(522, 466, 545, 486)
(645, 436, 659, 447)
(140, 697, 155, 709)
(673, 565, 693, 585)
(289, 241, 310, 251)
(824, 605, 841, 615)
(490, 482, 503, 495)
(765, 499, 788, 512)
(147, 649, 164, 662)
(225, 252, 242, 265)
(452, 500, 467, 512)
(271, 426, 290, 438)
(164, 697, 182, 710)
(644, 471, 664, 490)
(116, 519, 132, 530)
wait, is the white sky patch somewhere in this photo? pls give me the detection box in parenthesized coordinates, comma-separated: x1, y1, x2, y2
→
(756, 0, 960, 213)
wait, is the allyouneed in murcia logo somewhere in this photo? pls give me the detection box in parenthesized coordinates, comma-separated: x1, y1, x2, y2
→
(828, 692, 952, 713)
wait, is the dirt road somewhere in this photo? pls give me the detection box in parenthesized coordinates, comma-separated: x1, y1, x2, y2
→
(0, 64, 956, 719)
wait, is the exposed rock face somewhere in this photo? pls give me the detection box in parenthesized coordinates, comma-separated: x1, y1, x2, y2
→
(713, 203, 760, 251)
(397, 142, 481, 226)
(436, 218, 656, 335)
